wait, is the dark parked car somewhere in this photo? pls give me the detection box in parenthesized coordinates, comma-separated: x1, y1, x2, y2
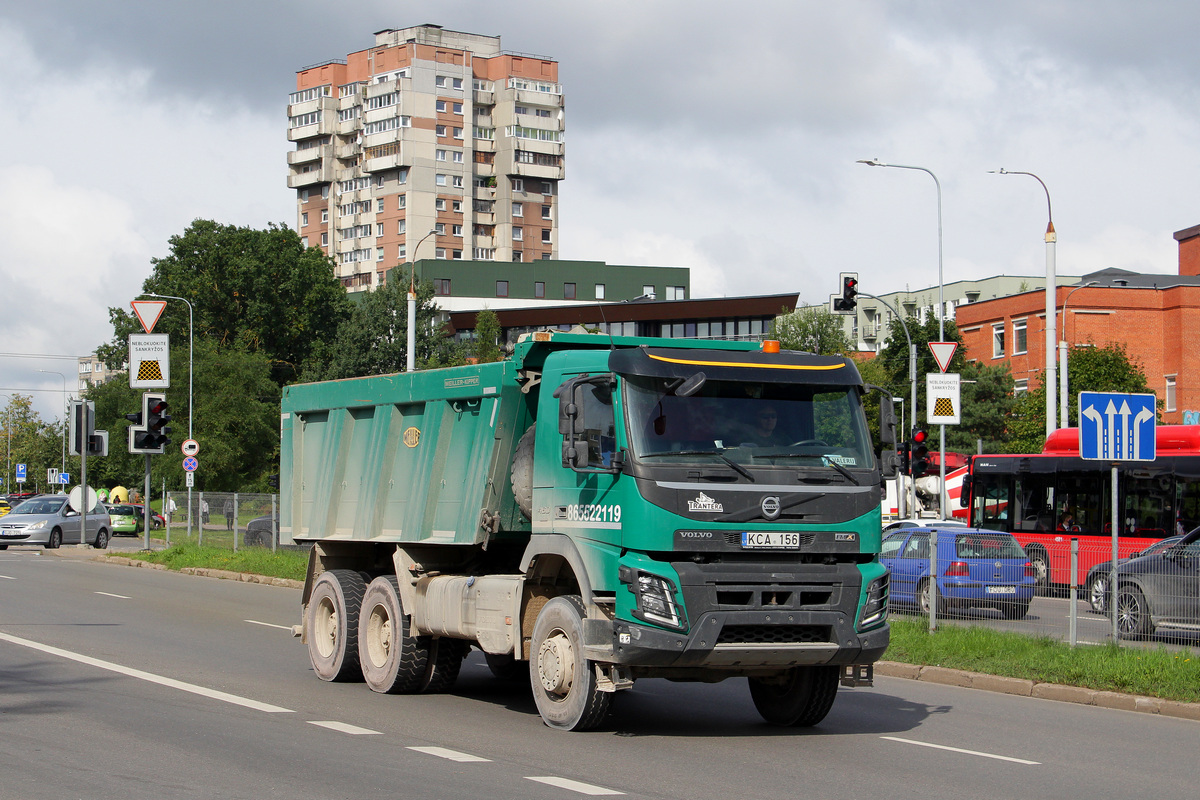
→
(1085, 535, 1184, 614)
(243, 514, 278, 547)
(1114, 527, 1200, 638)
(881, 526, 1036, 619)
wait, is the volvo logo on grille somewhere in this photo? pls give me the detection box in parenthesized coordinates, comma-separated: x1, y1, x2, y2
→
(761, 496, 781, 520)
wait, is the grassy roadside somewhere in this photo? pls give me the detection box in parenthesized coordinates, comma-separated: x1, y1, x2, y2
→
(116, 544, 1200, 704)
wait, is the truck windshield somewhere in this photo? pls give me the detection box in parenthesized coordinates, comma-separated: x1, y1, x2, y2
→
(623, 374, 874, 470)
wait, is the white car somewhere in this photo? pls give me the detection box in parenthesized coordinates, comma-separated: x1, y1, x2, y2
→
(883, 517, 969, 533)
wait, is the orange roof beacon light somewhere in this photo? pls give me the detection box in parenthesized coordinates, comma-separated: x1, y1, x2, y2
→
(761, 339, 781, 354)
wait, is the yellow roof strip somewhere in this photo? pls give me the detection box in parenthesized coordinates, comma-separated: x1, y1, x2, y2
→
(647, 353, 846, 371)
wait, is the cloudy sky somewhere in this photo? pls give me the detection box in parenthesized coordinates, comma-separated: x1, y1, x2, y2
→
(3, 0, 1199, 421)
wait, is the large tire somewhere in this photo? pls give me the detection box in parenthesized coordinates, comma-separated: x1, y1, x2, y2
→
(510, 427, 536, 520)
(93, 528, 110, 550)
(423, 638, 469, 693)
(749, 666, 840, 727)
(46, 529, 62, 550)
(306, 570, 366, 682)
(1116, 584, 1154, 639)
(358, 576, 430, 693)
(1027, 546, 1052, 594)
(530, 595, 611, 731)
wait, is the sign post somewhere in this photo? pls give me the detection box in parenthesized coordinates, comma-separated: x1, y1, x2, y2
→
(1078, 391, 1156, 640)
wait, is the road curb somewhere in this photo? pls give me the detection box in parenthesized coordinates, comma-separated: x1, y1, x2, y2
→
(876, 660, 1200, 721)
(63, 552, 305, 590)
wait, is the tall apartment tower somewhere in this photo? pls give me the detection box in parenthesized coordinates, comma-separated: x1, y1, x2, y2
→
(287, 25, 565, 291)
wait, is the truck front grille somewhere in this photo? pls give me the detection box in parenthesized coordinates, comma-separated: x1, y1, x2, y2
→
(716, 624, 831, 645)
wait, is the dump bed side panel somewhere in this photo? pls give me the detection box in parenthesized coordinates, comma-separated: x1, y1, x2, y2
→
(280, 362, 521, 545)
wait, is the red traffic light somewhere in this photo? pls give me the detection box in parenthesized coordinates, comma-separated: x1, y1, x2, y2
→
(911, 428, 928, 445)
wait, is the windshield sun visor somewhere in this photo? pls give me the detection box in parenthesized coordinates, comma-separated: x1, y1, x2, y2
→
(609, 346, 862, 386)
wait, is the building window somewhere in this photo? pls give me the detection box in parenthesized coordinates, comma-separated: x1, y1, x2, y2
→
(642, 285, 656, 298)
(300, 189, 310, 203)
(436, 174, 447, 186)
(452, 200, 462, 212)
(1014, 379, 1028, 396)
(434, 279, 451, 295)
(541, 205, 551, 220)
(1013, 319, 1028, 355)
(453, 224, 463, 237)
(541, 253, 551, 260)
(376, 247, 384, 262)
(436, 198, 446, 211)
(564, 282, 576, 300)
(397, 219, 406, 234)
(436, 149, 447, 161)
(512, 227, 523, 241)
(301, 212, 309, 227)
(377, 198, 385, 212)
(541, 229, 551, 243)
(435, 247, 447, 259)
(376, 223, 384, 237)
(474, 248, 495, 260)
(434, 223, 446, 235)
(452, 175, 464, 188)
(397, 194, 406, 208)
(542, 182, 553, 195)
(992, 323, 1005, 358)
(1166, 375, 1177, 412)
(667, 286, 686, 300)
(453, 102, 463, 114)
(513, 251, 523, 262)
(512, 203, 523, 218)
(436, 100, 447, 113)
(534, 281, 545, 298)
(321, 209, 328, 223)
(453, 151, 463, 163)
(320, 233, 328, 246)
(436, 124, 447, 136)
(453, 249, 463, 259)
(512, 178, 524, 193)
(595, 284, 605, 300)
(496, 280, 509, 297)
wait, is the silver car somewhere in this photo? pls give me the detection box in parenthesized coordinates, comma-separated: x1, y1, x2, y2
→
(0, 495, 111, 550)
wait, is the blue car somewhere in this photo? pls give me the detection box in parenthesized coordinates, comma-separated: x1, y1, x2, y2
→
(881, 526, 1036, 619)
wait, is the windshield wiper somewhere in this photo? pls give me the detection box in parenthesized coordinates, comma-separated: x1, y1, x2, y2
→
(754, 452, 860, 484)
(640, 449, 755, 482)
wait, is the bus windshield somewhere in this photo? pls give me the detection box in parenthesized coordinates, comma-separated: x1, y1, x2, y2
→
(623, 374, 874, 469)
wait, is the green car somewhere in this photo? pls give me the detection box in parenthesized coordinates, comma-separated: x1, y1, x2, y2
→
(106, 504, 142, 536)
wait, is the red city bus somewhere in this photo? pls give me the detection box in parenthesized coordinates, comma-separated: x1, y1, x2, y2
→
(960, 425, 1200, 590)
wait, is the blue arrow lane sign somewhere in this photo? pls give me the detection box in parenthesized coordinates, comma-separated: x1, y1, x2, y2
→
(1079, 392, 1156, 461)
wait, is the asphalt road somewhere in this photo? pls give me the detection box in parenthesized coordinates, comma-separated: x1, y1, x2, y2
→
(0, 548, 1194, 800)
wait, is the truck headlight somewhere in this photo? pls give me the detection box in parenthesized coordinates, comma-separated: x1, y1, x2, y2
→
(621, 568, 686, 631)
(858, 573, 889, 629)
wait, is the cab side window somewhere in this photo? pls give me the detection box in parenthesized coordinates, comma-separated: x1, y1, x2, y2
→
(577, 381, 616, 468)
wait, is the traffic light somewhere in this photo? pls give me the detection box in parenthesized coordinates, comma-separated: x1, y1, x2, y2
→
(898, 440, 911, 474)
(128, 392, 171, 454)
(833, 273, 859, 312)
(910, 428, 929, 478)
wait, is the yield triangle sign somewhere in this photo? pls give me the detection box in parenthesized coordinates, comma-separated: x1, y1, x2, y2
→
(929, 341, 958, 373)
(131, 300, 167, 334)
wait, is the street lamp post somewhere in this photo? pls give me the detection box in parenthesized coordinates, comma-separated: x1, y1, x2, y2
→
(1059, 281, 1099, 427)
(406, 229, 438, 373)
(143, 293, 194, 536)
(37, 370, 67, 475)
(858, 158, 948, 518)
(991, 168, 1057, 438)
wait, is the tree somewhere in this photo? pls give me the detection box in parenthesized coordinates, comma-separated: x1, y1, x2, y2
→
(97, 220, 352, 387)
(947, 361, 1015, 453)
(84, 339, 279, 493)
(0, 394, 66, 495)
(302, 279, 445, 381)
(770, 307, 851, 356)
(1006, 343, 1154, 453)
(472, 308, 503, 363)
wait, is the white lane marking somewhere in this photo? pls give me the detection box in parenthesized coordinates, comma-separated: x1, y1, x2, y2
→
(881, 736, 1040, 765)
(95, 591, 130, 599)
(0, 631, 293, 714)
(526, 777, 625, 796)
(408, 745, 492, 762)
(309, 720, 381, 735)
(244, 619, 292, 630)
(0, 574, 14, 580)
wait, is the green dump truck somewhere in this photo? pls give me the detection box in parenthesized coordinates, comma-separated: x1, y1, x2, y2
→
(283, 332, 895, 730)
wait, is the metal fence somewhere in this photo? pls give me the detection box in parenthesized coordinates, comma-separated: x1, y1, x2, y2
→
(886, 530, 1200, 652)
(163, 491, 279, 552)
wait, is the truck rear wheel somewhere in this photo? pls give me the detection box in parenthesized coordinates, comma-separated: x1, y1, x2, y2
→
(306, 570, 366, 682)
(749, 666, 839, 727)
(530, 595, 611, 731)
(422, 638, 469, 693)
(359, 576, 430, 693)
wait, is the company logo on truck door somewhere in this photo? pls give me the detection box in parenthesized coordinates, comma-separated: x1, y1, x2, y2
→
(687, 492, 724, 513)
(403, 427, 421, 447)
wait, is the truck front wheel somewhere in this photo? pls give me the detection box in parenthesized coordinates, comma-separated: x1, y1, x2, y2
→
(359, 576, 430, 693)
(306, 570, 366, 682)
(530, 595, 611, 731)
(749, 666, 840, 727)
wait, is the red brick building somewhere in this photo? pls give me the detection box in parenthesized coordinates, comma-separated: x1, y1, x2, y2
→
(956, 224, 1200, 424)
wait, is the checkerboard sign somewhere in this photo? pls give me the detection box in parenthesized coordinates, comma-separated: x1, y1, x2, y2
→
(926, 373, 961, 425)
(129, 333, 170, 389)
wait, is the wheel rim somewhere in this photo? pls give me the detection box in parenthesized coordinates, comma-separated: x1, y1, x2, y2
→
(365, 603, 393, 669)
(1116, 590, 1142, 635)
(314, 596, 339, 658)
(1089, 578, 1107, 609)
(1031, 553, 1049, 585)
(537, 630, 575, 696)
(918, 582, 930, 614)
